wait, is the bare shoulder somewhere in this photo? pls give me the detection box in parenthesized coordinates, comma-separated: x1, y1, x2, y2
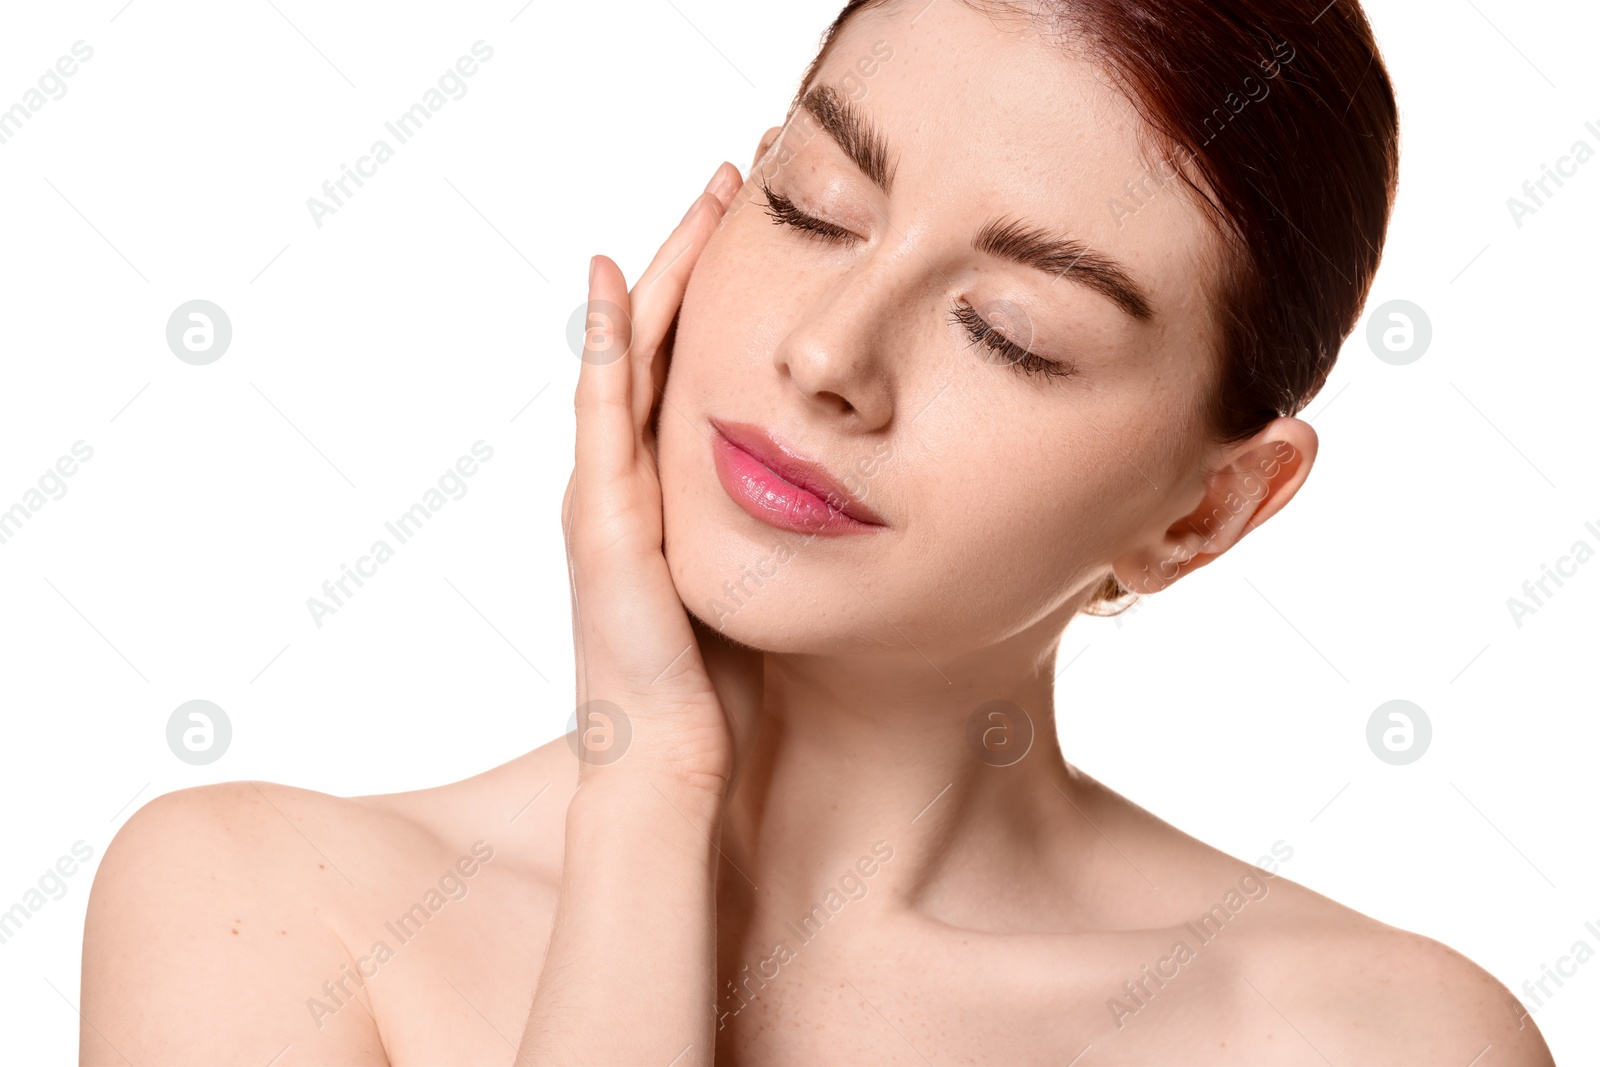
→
(1233, 876, 1556, 1066)
(1066, 770, 1555, 1064)
(81, 743, 576, 1066)
(82, 781, 405, 1065)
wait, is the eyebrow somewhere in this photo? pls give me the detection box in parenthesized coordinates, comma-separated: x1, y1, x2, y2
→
(973, 218, 1155, 321)
(801, 85, 897, 196)
(797, 84, 1156, 322)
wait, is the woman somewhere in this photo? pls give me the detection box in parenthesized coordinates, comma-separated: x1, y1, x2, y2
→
(81, 0, 1555, 1063)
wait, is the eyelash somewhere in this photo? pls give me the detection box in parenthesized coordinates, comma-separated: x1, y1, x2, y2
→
(758, 179, 1073, 381)
(759, 179, 857, 243)
(947, 303, 1072, 379)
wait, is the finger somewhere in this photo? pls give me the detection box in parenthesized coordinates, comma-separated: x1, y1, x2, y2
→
(625, 192, 724, 432)
(630, 163, 740, 337)
(645, 308, 681, 448)
(573, 254, 636, 486)
(561, 467, 576, 540)
(627, 165, 742, 429)
(631, 168, 741, 342)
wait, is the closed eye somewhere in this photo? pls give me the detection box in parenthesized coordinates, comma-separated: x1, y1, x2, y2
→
(759, 179, 859, 244)
(759, 179, 1072, 381)
(949, 303, 1073, 380)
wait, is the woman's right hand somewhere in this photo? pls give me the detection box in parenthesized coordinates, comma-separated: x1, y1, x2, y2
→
(561, 161, 751, 807)
(520, 163, 752, 1066)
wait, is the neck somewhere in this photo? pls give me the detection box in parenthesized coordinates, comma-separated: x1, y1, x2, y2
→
(713, 619, 1098, 936)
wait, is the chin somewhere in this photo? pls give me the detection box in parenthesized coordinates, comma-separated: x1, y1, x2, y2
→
(660, 491, 898, 656)
(664, 499, 817, 652)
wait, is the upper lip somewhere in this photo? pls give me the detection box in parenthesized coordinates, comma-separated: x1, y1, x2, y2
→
(709, 417, 886, 526)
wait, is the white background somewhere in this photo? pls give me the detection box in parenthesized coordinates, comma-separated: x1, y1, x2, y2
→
(0, 0, 1596, 1061)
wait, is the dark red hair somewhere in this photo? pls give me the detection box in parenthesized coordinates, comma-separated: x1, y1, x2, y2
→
(795, 0, 1400, 610)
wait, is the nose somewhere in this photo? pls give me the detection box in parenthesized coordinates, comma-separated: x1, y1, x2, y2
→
(770, 252, 907, 429)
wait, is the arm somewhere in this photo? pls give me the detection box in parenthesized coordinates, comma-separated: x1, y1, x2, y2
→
(522, 778, 721, 1063)
(515, 162, 756, 1065)
(79, 783, 386, 1066)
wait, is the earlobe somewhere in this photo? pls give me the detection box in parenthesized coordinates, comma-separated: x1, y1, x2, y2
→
(1110, 418, 1318, 595)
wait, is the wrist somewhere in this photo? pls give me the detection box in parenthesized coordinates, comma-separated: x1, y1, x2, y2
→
(568, 767, 725, 837)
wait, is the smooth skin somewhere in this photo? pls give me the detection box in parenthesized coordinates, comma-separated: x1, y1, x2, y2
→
(82, 2, 1555, 1064)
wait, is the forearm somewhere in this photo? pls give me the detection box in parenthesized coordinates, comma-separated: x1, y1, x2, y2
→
(518, 777, 722, 1065)
(523, 170, 743, 1064)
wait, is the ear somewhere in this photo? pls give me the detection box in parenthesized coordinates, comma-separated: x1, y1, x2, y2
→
(1110, 417, 1318, 595)
(752, 124, 784, 173)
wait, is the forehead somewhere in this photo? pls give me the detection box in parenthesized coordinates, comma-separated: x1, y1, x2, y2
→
(803, 0, 1224, 321)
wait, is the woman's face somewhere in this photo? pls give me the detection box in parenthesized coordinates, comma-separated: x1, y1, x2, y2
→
(658, 0, 1228, 660)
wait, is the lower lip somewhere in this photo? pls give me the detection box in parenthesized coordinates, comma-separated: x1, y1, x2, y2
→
(711, 431, 882, 536)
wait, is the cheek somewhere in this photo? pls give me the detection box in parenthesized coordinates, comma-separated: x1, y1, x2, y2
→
(655, 226, 775, 532)
(654, 237, 789, 634)
(664, 214, 791, 406)
(886, 423, 1144, 638)
(689, 189, 795, 307)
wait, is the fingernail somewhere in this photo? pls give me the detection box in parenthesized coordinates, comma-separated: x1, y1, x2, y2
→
(588, 255, 597, 287)
(703, 163, 728, 195)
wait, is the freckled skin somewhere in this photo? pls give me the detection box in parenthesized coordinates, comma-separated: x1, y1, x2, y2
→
(81, 3, 1553, 1065)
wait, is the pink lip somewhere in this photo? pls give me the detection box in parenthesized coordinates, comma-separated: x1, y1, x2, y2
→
(709, 418, 886, 535)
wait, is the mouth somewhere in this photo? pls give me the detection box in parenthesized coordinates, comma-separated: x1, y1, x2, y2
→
(708, 417, 886, 535)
